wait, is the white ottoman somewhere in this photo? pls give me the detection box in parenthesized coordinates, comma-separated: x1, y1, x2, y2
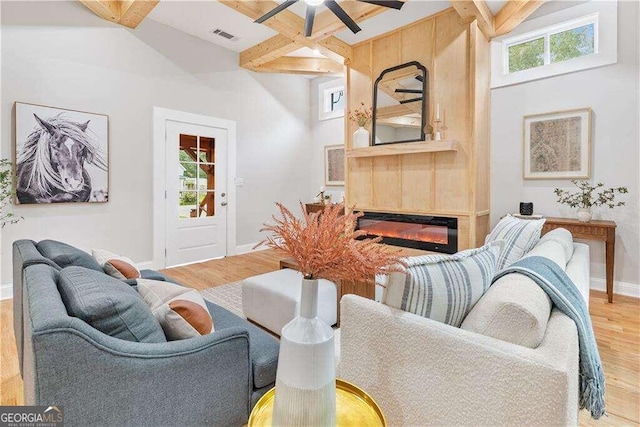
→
(242, 268, 337, 335)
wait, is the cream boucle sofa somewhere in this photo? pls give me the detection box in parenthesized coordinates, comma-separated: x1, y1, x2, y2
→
(337, 242, 590, 426)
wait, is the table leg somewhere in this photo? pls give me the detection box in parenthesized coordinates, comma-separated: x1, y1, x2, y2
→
(606, 230, 615, 303)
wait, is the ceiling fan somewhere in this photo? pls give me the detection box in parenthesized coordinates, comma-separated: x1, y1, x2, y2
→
(255, 0, 405, 37)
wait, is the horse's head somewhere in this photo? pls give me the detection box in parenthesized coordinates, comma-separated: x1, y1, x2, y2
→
(33, 114, 91, 192)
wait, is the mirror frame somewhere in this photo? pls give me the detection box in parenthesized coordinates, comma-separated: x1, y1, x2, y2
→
(372, 61, 428, 146)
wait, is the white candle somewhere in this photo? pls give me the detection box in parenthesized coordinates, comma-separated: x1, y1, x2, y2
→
(320, 186, 325, 192)
(436, 103, 440, 121)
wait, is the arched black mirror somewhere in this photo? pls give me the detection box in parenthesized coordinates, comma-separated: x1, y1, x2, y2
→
(372, 61, 428, 146)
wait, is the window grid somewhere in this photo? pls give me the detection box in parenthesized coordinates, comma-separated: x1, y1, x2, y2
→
(503, 13, 599, 75)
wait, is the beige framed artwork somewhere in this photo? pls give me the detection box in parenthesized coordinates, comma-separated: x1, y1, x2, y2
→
(324, 145, 345, 186)
(523, 108, 591, 179)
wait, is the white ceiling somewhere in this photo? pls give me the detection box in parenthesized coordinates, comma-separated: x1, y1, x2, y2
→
(147, 0, 573, 59)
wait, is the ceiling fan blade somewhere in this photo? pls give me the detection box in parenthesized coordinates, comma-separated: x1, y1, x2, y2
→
(304, 5, 316, 37)
(325, 0, 362, 34)
(255, 0, 298, 24)
(358, 0, 405, 10)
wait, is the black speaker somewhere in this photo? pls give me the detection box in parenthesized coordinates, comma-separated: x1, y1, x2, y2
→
(519, 202, 534, 216)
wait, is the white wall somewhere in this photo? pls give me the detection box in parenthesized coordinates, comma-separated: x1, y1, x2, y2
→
(0, 1, 314, 283)
(310, 76, 346, 201)
(491, 1, 639, 293)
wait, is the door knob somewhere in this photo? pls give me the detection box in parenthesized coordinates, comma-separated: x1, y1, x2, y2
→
(221, 192, 226, 197)
(221, 202, 228, 206)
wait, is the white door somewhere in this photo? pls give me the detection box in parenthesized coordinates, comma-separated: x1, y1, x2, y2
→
(165, 120, 228, 267)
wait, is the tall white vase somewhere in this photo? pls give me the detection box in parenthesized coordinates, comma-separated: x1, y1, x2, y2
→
(272, 279, 336, 427)
(353, 126, 370, 148)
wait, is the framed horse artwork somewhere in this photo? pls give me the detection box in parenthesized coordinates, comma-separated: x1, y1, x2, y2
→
(14, 102, 109, 204)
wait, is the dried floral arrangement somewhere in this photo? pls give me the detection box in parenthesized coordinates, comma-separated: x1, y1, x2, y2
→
(0, 159, 22, 228)
(258, 202, 404, 283)
(348, 102, 373, 128)
(554, 180, 628, 209)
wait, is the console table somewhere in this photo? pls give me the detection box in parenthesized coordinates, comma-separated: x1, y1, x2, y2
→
(541, 217, 617, 303)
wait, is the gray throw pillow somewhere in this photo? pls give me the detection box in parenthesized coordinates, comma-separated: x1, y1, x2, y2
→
(383, 241, 503, 327)
(57, 266, 166, 343)
(37, 240, 103, 272)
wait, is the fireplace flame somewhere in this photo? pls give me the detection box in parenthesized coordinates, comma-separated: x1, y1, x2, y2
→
(359, 220, 448, 245)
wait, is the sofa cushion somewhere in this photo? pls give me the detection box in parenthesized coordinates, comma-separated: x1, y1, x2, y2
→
(524, 239, 568, 269)
(92, 249, 141, 280)
(137, 279, 214, 340)
(485, 215, 546, 270)
(539, 228, 574, 261)
(383, 241, 502, 327)
(461, 273, 552, 348)
(57, 267, 166, 343)
(206, 300, 279, 389)
(36, 240, 102, 272)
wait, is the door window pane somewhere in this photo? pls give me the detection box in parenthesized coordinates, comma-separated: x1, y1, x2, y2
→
(508, 37, 545, 73)
(178, 191, 198, 219)
(198, 192, 215, 217)
(199, 137, 215, 163)
(550, 23, 595, 63)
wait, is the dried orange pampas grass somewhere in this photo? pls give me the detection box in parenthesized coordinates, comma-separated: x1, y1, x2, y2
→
(258, 202, 404, 283)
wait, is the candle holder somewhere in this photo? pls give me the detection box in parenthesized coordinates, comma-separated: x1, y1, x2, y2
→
(434, 119, 443, 141)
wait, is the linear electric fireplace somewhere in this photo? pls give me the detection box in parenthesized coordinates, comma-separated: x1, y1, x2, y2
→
(356, 212, 458, 254)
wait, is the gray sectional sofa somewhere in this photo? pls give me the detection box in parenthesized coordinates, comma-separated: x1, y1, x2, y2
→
(13, 239, 279, 426)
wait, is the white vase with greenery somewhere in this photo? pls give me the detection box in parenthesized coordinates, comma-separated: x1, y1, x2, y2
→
(554, 180, 628, 223)
(349, 102, 372, 149)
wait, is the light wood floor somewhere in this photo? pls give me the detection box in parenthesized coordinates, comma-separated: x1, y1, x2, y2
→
(1, 249, 638, 426)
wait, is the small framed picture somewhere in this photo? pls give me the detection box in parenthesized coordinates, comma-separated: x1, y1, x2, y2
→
(318, 79, 345, 121)
(324, 145, 345, 186)
(523, 108, 591, 179)
(14, 102, 109, 204)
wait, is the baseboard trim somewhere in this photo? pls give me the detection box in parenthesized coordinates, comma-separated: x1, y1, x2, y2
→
(1, 283, 13, 301)
(235, 242, 268, 255)
(590, 278, 640, 299)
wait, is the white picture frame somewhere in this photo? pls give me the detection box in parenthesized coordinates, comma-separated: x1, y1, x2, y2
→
(318, 79, 345, 121)
(324, 145, 345, 186)
(14, 102, 109, 204)
(523, 107, 592, 180)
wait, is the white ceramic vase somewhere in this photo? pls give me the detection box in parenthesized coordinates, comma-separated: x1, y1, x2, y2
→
(577, 208, 593, 223)
(353, 126, 370, 148)
(272, 278, 336, 427)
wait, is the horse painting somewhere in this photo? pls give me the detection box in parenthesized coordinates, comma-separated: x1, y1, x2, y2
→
(16, 112, 108, 204)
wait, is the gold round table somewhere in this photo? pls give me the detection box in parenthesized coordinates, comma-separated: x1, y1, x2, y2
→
(248, 379, 386, 427)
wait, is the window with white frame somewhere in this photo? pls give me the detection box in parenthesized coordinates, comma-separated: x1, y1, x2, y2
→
(504, 14, 598, 74)
(491, 1, 617, 88)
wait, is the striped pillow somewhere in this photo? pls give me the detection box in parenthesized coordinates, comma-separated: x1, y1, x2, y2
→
(383, 241, 503, 327)
(485, 215, 546, 270)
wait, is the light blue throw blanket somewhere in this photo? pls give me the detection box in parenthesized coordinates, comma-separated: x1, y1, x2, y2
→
(493, 256, 606, 419)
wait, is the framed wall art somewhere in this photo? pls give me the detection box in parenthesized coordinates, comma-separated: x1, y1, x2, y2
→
(324, 145, 345, 186)
(523, 108, 591, 179)
(14, 102, 109, 204)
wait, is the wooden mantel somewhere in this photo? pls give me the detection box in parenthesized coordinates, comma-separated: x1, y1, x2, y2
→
(346, 140, 458, 158)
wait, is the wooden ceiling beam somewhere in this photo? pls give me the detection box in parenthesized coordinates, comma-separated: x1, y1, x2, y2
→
(240, 35, 303, 68)
(79, 0, 158, 29)
(309, 1, 404, 40)
(450, 0, 495, 39)
(493, 0, 547, 37)
(118, 0, 160, 29)
(220, 1, 351, 64)
(253, 57, 344, 75)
